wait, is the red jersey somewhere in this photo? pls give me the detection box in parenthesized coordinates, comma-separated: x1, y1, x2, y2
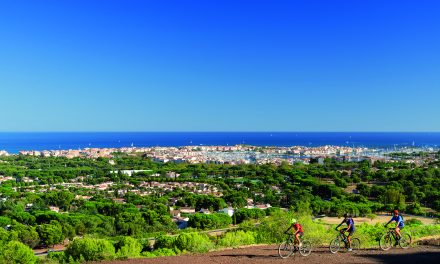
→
(293, 223, 303, 232)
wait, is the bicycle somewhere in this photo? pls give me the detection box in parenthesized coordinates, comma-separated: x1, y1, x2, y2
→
(379, 228, 412, 250)
(329, 229, 361, 253)
(278, 233, 312, 258)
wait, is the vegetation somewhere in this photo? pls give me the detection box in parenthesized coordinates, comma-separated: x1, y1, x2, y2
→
(64, 238, 116, 262)
(0, 241, 37, 264)
(0, 153, 439, 262)
(188, 213, 232, 229)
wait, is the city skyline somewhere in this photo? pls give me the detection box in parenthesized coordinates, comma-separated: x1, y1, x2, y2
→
(1, 0, 440, 132)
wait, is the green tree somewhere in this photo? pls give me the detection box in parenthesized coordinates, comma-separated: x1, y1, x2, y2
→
(406, 202, 423, 215)
(0, 241, 37, 264)
(37, 222, 64, 247)
(12, 224, 40, 248)
(115, 212, 147, 236)
(64, 238, 116, 261)
(233, 208, 266, 223)
(116, 236, 142, 259)
(188, 213, 232, 229)
(379, 189, 405, 207)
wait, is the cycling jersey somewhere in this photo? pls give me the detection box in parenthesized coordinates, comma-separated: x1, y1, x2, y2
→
(345, 218, 355, 231)
(391, 215, 404, 227)
(293, 223, 303, 233)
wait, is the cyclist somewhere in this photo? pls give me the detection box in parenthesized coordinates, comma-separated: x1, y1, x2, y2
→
(285, 218, 303, 247)
(335, 213, 355, 251)
(385, 209, 404, 240)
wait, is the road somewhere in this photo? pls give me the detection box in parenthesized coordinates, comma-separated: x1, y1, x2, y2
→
(103, 245, 440, 264)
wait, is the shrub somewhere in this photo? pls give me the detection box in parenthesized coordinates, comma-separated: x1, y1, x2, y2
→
(253, 210, 333, 246)
(406, 202, 424, 215)
(351, 223, 385, 248)
(237, 219, 256, 231)
(254, 210, 290, 244)
(141, 248, 178, 258)
(406, 218, 423, 226)
(218, 230, 256, 247)
(265, 207, 282, 216)
(64, 238, 115, 261)
(366, 213, 377, 221)
(154, 235, 176, 249)
(116, 236, 142, 259)
(0, 241, 38, 264)
(0, 216, 12, 227)
(47, 251, 66, 263)
(407, 224, 440, 239)
(174, 232, 214, 253)
(334, 177, 348, 188)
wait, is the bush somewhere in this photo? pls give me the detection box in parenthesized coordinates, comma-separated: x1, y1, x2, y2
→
(295, 215, 332, 246)
(237, 219, 256, 231)
(0, 216, 12, 227)
(406, 218, 423, 226)
(64, 238, 115, 261)
(253, 210, 333, 246)
(334, 177, 348, 188)
(254, 210, 291, 244)
(408, 224, 440, 239)
(47, 251, 66, 263)
(174, 232, 214, 253)
(265, 207, 282, 216)
(406, 203, 424, 215)
(141, 248, 178, 258)
(350, 223, 385, 248)
(0, 241, 38, 264)
(366, 213, 377, 221)
(218, 230, 256, 247)
(154, 235, 176, 249)
(116, 236, 142, 259)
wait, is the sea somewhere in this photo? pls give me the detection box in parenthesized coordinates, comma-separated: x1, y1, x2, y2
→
(0, 132, 439, 154)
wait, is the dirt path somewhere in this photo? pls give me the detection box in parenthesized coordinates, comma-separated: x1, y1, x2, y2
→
(104, 245, 440, 264)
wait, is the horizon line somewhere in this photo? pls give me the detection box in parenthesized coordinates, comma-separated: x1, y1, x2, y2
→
(1, 131, 440, 133)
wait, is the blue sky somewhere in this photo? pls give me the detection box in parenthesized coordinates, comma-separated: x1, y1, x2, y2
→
(1, 0, 439, 132)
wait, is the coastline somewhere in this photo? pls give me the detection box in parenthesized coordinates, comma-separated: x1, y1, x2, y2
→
(1, 132, 440, 154)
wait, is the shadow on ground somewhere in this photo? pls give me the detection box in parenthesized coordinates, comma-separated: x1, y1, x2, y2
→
(358, 251, 440, 264)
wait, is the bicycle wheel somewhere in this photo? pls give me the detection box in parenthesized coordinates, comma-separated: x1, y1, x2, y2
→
(329, 238, 341, 253)
(278, 241, 294, 258)
(399, 233, 412, 249)
(379, 234, 392, 251)
(351, 238, 361, 251)
(299, 240, 312, 256)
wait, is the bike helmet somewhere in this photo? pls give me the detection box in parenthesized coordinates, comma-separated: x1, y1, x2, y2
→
(393, 209, 399, 214)
(290, 218, 297, 224)
(343, 213, 349, 218)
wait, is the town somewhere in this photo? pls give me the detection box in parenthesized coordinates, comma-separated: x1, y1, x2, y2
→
(4, 144, 436, 166)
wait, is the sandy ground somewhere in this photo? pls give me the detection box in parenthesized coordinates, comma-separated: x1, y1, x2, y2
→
(102, 245, 440, 264)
